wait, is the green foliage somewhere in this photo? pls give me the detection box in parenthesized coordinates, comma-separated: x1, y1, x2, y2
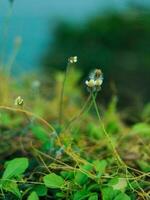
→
(31, 125, 51, 150)
(1, 180, 21, 198)
(2, 157, 29, 179)
(74, 164, 93, 185)
(93, 160, 107, 177)
(0, 157, 29, 198)
(43, 173, 65, 189)
(33, 185, 47, 197)
(27, 191, 39, 200)
(73, 189, 89, 200)
(108, 178, 127, 192)
(137, 160, 150, 172)
(132, 122, 150, 136)
(102, 187, 131, 200)
(88, 193, 98, 200)
(0, 65, 149, 199)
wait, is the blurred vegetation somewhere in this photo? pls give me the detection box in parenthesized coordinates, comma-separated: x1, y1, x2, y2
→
(42, 8, 150, 114)
(0, 66, 150, 199)
(0, 2, 149, 198)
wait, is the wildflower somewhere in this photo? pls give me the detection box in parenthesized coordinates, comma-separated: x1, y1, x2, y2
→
(85, 79, 95, 88)
(85, 68, 103, 92)
(95, 79, 103, 87)
(15, 96, 24, 106)
(68, 56, 78, 64)
(95, 69, 102, 78)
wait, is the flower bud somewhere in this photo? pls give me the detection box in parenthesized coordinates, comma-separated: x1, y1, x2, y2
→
(68, 56, 78, 64)
(15, 96, 24, 106)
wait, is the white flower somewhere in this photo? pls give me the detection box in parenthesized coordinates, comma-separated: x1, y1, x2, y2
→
(68, 56, 78, 63)
(85, 68, 103, 92)
(85, 79, 95, 88)
(94, 79, 103, 86)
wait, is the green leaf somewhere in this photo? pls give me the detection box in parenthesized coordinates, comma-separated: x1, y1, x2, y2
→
(27, 191, 39, 200)
(73, 189, 89, 200)
(2, 157, 29, 179)
(86, 123, 103, 139)
(114, 193, 131, 200)
(0, 113, 11, 125)
(93, 160, 107, 177)
(43, 173, 64, 189)
(137, 160, 150, 172)
(34, 185, 47, 196)
(74, 164, 93, 185)
(56, 192, 65, 198)
(31, 126, 49, 143)
(102, 187, 119, 200)
(102, 187, 131, 200)
(88, 193, 98, 200)
(132, 123, 150, 136)
(2, 180, 21, 198)
(31, 125, 51, 150)
(60, 171, 74, 180)
(109, 178, 127, 192)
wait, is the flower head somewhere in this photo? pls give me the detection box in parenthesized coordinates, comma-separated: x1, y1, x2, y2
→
(85, 68, 103, 92)
(94, 79, 103, 87)
(68, 56, 78, 64)
(15, 96, 24, 106)
(85, 79, 95, 88)
(95, 69, 102, 78)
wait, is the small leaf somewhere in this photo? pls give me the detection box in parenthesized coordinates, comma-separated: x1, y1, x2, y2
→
(137, 160, 150, 172)
(88, 193, 98, 200)
(86, 123, 103, 139)
(2, 157, 29, 179)
(34, 185, 47, 196)
(93, 160, 107, 177)
(132, 123, 150, 136)
(43, 173, 64, 188)
(109, 178, 127, 192)
(74, 164, 93, 185)
(31, 126, 49, 143)
(61, 171, 74, 180)
(27, 191, 39, 200)
(102, 187, 120, 200)
(73, 189, 89, 200)
(56, 192, 65, 198)
(102, 187, 131, 200)
(114, 193, 131, 200)
(2, 180, 21, 198)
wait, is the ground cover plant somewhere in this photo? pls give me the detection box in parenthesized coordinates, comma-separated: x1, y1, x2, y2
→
(0, 57, 150, 200)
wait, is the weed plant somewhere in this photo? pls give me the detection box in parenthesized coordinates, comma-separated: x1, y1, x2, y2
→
(0, 58, 149, 199)
(0, 2, 149, 199)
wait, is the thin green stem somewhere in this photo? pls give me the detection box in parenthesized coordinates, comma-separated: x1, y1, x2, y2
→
(63, 94, 92, 131)
(59, 63, 70, 125)
(91, 93, 125, 167)
(63, 92, 98, 132)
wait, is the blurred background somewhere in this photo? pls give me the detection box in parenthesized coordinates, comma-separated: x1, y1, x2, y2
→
(0, 0, 150, 118)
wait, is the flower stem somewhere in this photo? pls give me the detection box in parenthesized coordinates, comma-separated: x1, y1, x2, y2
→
(91, 93, 125, 167)
(59, 63, 70, 126)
